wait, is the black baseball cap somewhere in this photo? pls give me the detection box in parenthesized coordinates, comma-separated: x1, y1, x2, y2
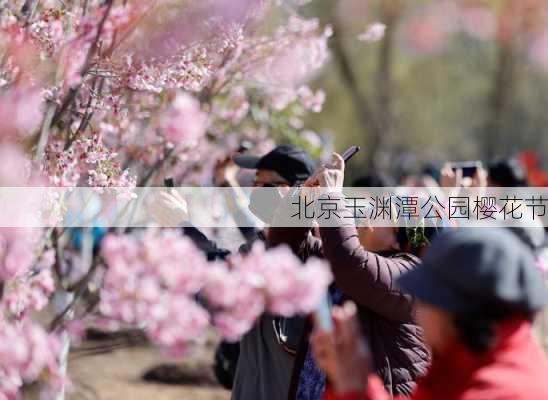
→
(398, 228, 548, 315)
(233, 145, 315, 185)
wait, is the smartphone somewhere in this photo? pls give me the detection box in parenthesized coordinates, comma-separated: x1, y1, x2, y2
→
(164, 177, 175, 188)
(450, 161, 482, 178)
(237, 140, 253, 153)
(342, 145, 361, 163)
(314, 293, 333, 332)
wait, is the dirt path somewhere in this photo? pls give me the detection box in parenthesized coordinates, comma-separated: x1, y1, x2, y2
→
(65, 336, 231, 400)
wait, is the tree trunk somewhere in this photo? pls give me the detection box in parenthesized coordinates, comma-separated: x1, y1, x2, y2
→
(484, 3, 522, 160)
(374, 2, 401, 170)
(330, 22, 383, 170)
(329, 2, 402, 171)
(484, 41, 518, 159)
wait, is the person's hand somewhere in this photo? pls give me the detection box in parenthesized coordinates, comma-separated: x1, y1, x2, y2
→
(440, 163, 462, 188)
(213, 155, 239, 187)
(148, 190, 188, 226)
(311, 302, 370, 394)
(303, 175, 320, 188)
(300, 175, 322, 204)
(309, 153, 345, 193)
(470, 166, 488, 188)
(310, 329, 338, 378)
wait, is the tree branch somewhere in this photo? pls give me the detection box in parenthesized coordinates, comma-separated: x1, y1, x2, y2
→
(51, 0, 114, 128)
(330, 22, 383, 169)
(49, 258, 101, 332)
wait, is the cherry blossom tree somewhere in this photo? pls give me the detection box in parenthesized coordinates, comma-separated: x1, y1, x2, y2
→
(0, 0, 332, 397)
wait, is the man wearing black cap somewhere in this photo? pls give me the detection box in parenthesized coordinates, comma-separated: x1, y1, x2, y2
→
(149, 144, 316, 397)
(313, 228, 548, 400)
(234, 144, 316, 186)
(233, 144, 316, 226)
(231, 145, 318, 400)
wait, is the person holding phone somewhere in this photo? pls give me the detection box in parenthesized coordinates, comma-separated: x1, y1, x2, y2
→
(268, 153, 433, 399)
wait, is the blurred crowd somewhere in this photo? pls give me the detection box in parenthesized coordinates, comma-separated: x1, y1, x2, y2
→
(147, 143, 548, 400)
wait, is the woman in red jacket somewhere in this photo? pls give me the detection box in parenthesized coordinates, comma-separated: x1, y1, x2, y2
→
(312, 228, 548, 400)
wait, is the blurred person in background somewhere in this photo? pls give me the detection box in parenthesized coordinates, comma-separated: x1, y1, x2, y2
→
(421, 163, 442, 184)
(352, 172, 393, 188)
(312, 228, 548, 400)
(488, 158, 529, 187)
(400, 174, 440, 189)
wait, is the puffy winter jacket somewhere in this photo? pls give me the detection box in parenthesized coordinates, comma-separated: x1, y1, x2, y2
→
(268, 193, 430, 397)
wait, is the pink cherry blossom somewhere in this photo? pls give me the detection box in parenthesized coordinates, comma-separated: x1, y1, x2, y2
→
(64, 320, 87, 345)
(160, 92, 208, 146)
(0, 85, 44, 138)
(147, 295, 210, 357)
(0, 242, 55, 321)
(358, 22, 386, 43)
(1, 271, 54, 320)
(237, 243, 333, 316)
(202, 243, 332, 341)
(0, 228, 42, 281)
(202, 262, 265, 341)
(214, 86, 250, 125)
(272, 16, 331, 86)
(0, 320, 61, 399)
(100, 230, 211, 354)
(297, 86, 325, 113)
(0, 145, 32, 186)
(101, 232, 332, 346)
(29, 9, 65, 56)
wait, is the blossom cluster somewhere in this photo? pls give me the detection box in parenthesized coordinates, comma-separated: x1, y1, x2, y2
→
(0, 0, 331, 195)
(0, 227, 59, 399)
(100, 230, 332, 351)
(44, 133, 137, 189)
(160, 92, 209, 147)
(1, 268, 55, 321)
(99, 229, 210, 356)
(0, 229, 44, 282)
(203, 243, 332, 341)
(358, 22, 386, 43)
(0, 320, 61, 400)
(0, 227, 56, 330)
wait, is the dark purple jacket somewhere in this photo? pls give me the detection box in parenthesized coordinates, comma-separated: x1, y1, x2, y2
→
(268, 193, 430, 397)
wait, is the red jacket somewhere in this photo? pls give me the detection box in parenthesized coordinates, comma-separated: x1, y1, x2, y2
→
(325, 318, 548, 400)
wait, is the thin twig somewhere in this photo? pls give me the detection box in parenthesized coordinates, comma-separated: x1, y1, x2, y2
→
(51, 0, 114, 128)
(21, 0, 38, 25)
(65, 77, 105, 150)
(35, 102, 56, 161)
(113, 147, 176, 233)
(52, 229, 66, 286)
(49, 259, 101, 332)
